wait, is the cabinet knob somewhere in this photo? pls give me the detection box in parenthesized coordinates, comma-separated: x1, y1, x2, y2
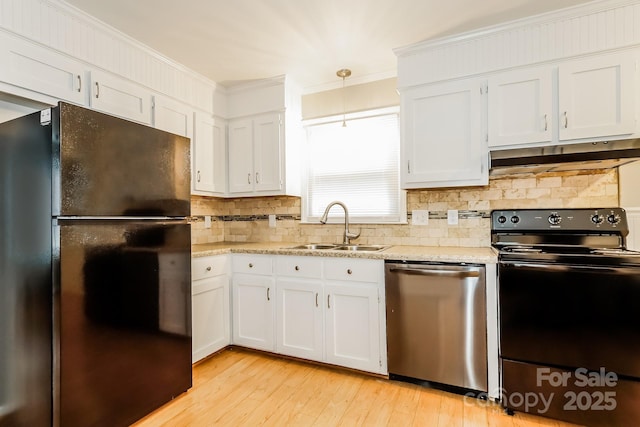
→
(295, 265, 300, 271)
(206, 266, 212, 271)
(347, 269, 352, 275)
(249, 263, 254, 268)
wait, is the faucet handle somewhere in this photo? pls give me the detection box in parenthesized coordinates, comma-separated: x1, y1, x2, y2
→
(346, 229, 361, 241)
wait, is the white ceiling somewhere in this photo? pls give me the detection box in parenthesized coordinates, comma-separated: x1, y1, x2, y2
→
(63, 0, 596, 92)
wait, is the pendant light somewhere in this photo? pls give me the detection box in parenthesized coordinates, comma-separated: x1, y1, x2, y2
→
(336, 68, 351, 127)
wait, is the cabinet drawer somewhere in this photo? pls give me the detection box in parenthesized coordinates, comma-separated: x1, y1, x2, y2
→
(192, 274, 227, 296)
(192, 256, 228, 280)
(324, 258, 382, 283)
(276, 256, 322, 278)
(232, 254, 273, 275)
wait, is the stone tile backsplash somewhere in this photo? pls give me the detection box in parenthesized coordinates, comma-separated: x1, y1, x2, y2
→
(191, 169, 619, 247)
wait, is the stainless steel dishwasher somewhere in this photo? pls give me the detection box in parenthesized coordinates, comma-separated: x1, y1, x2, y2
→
(385, 261, 488, 392)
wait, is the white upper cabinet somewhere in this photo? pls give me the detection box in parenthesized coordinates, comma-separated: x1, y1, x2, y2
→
(193, 112, 226, 195)
(251, 113, 283, 193)
(228, 112, 283, 195)
(153, 95, 194, 138)
(226, 76, 302, 197)
(0, 32, 86, 105)
(228, 117, 255, 194)
(401, 78, 488, 189)
(89, 69, 152, 125)
(488, 67, 553, 148)
(558, 52, 636, 141)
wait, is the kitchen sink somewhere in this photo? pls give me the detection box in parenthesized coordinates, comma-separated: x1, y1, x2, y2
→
(286, 243, 389, 252)
(333, 244, 390, 252)
(287, 243, 340, 250)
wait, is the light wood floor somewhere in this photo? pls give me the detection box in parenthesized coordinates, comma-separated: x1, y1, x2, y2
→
(132, 348, 581, 427)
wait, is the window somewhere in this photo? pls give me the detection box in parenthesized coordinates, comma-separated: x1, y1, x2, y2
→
(302, 108, 405, 224)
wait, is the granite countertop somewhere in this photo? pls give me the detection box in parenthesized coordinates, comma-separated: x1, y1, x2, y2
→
(192, 242, 498, 264)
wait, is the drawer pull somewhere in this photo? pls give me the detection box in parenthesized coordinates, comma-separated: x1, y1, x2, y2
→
(347, 269, 352, 275)
(206, 266, 212, 271)
(267, 287, 270, 301)
(249, 263, 254, 268)
(315, 293, 318, 307)
(327, 294, 331, 309)
(295, 265, 300, 271)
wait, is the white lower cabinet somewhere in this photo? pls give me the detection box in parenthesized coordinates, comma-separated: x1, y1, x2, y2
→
(275, 256, 324, 361)
(324, 258, 385, 373)
(192, 255, 230, 363)
(231, 254, 275, 351)
(325, 283, 381, 373)
(276, 279, 324, 361)
(270, 255, 386, 374)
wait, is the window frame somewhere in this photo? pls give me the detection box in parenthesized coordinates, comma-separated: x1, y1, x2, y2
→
(301, 106, 407, 225)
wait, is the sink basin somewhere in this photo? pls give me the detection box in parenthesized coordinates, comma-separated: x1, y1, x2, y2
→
(285, 243, 390, 252)
(333, 244, 390, 252)
(287, 243, 340, 250)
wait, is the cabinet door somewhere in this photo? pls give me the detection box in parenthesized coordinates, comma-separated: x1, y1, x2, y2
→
(89, 69, 152, 124)
(253, 113, 282, 193)
(488, 67, 553, 147)
(558, 52, 636, 141)
(193, 113, 226, 195)
(232, 273, 275, 351)
(325, 283, 380, 373)
(401, 79, 487, 188)
(276, 279, 323, 361)
(228, 118, 254, 193)
(192, 275, 229, 363)
(0, 34, 85, 104)
(153, 95, 193, 138)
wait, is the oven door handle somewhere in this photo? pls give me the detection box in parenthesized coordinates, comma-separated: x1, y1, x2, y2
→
(501, 261, 630, 273)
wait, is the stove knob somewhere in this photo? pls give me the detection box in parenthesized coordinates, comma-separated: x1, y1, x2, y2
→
(497, 215, 507, 224)
(510, 215, 520, 224)
(548, 214, 562, 225)
(591, 214, 604, 224)
(607, 214, 621, 224)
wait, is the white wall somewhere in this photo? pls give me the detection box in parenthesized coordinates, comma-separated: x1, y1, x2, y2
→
(301, 78, 398, 120)
(619, 161, 640, 250)
(0, 95, 46, 123)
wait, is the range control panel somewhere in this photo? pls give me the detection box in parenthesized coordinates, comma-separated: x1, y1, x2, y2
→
(491, 208, 628, 231)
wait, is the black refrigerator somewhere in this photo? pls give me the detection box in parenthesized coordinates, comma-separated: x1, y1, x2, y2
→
(0, 102, 193, 427)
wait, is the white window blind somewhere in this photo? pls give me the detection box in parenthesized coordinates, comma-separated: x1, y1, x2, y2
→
(303, 110, 405, 224)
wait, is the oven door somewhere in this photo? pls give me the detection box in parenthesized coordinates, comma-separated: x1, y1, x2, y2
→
(499, 260, 640, 379)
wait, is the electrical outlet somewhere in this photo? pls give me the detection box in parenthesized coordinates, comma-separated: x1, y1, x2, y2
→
(447, 210, 459, 225)
(268, 214, 277, 228)
(412, 210, 429, 225)
(204, 215, 212, 229)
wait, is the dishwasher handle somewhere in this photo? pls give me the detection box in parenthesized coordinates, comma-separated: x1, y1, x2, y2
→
(388, 266, 481, 278)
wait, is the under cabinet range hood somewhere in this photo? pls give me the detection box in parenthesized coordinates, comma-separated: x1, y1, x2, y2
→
(489, 139, 640, 176)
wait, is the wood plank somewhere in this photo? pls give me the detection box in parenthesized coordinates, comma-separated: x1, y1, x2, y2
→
(132, 348, 584, 427)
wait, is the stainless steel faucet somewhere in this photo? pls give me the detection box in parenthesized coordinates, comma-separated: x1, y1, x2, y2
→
(319, 201, 360, 245)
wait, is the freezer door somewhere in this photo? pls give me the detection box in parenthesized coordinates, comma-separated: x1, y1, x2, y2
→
(54, 219, 192, 427)
(55, 102, 191, 217)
